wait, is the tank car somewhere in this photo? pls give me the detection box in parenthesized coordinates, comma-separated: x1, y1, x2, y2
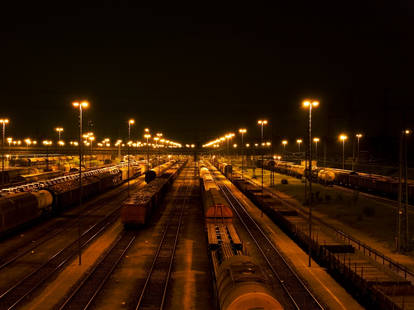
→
(318, 169, 336, 185)
(200, 169, 282, 310)
(216, 255, 283, 310)
(0, 190, 53, 235)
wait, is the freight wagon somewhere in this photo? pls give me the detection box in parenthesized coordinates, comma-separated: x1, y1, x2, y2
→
(200, 162, 282, 310)
(0, 161, 149, 235)
(121, 160, 185, 226)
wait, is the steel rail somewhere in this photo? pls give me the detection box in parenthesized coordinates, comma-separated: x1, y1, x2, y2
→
(58, 232, 136, 310)
(0, 203, 123, 309)
(241, 171, 414, 283)
(209, 167, 324, 310)
(135, 166, 192, 310)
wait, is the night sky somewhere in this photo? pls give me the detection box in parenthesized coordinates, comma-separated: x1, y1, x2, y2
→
(1, 2, 413, 154)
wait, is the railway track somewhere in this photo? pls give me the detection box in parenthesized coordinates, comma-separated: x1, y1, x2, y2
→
(210, 168, 325, 310)
(58, 231, 136, 310)
(241, 171, 414, 283)
(0, 162, 175, 272)
(261, 166, 414, 211)
(0, 175, 143, 272)
(135, 167, 192, 310)
(0, 201, 123, 309)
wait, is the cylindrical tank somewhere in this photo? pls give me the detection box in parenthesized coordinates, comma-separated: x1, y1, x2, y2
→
(318, 169, 335, 184)
(216, 256, 283, 310)
(32, 190, 54, 210)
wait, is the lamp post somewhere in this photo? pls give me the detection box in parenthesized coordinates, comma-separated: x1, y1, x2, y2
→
(258, 120, 268, 193)
(115, 139, 121, 160)
(24, 138, 32, 150)
(127, 119, 135, 197)
(313, 137, 320, 164)
(355, 133, 363, 164)
(303, 99, 319, 267)
(225, 134, 231, 158)
(55, 127, 63, 142)
(1, 119, 9, 186)
(88, 136, 95, 168)
(339, 134, 348, 169)
(72, 100, 89, 266)
(160, 138, 165, 171)
(239, 128, 246, 180)
(397, 129, 411, 251)
(296, 139, 302, 152)
(144, 133, 151, 171)
(42, 140, 52, 171)
(55, 127, 64, 165)
(156, 133, 163, 174)
(282, 140, 288, 154)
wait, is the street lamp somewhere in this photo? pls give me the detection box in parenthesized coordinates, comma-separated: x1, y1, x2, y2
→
(127, 119, 135, 197)
(225, 134, 231, 156)
(154, 137, 160, 172)
(313, 137, 320, 163)
(282, 140, 288, 153)
(88, 136, 95, 167)
(302, 99, 319, 267)
(239, 128, 247, 180)
(0, 118, 9, 186)
(257, 120, 268, 193)
(42, 140, 52, 171)
(355, 133, 363, 163)
(24, 138, 32, 149)
(339, 134, 348, 169)
(156, 133, 163, 174)
(72, 100, 89, 266)
(296, 139, 302, 152)
(55, 127, 64, 141)
(144, 133, 151, 171)
(397, 129, 411, 251)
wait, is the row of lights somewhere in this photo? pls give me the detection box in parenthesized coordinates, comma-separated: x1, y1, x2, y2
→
(3, 132, 185, 150)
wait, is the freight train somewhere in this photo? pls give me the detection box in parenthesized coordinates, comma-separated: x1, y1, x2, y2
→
(0, 160, 169, 236)
(121, 160, 186, 226)
(257, 159, 414, 203)
(212, 157, 414, 203)
(199, 162, 283, 310)
(9, 155, 96, 168)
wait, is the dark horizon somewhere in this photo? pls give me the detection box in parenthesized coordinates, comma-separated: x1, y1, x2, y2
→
(1, 2, 413, 153)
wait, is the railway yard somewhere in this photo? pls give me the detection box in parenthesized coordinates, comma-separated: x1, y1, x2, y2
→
(3, 3, 413, 309)
(0, 155, 413, 309)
